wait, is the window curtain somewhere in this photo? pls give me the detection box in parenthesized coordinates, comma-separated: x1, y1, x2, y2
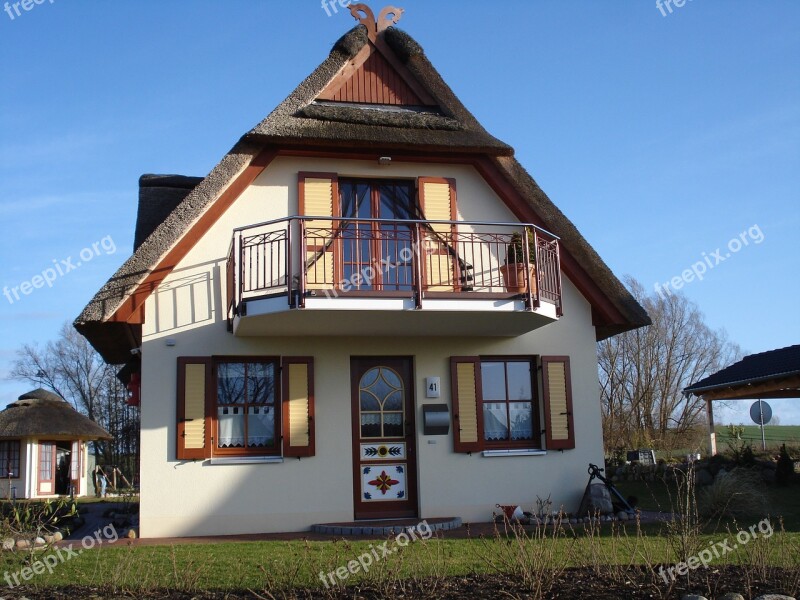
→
(483, 403, 508, 440)
(217, 407, 245, 448)
(247, 406, 274, 447)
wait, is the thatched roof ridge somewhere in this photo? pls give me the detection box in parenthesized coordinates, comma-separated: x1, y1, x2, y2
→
(245, 26, 513, 155)
(0, 389, 112, 440)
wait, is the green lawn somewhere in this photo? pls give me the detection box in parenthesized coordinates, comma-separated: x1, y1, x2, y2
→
(715, 425, 800, 450)
(1, 523, 798, 593)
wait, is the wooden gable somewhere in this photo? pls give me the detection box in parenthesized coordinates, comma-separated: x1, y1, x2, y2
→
(316, 4, 437, 107)
(318, 48, 423, 105)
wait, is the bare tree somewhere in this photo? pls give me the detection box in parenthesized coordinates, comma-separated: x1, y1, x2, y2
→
(9, 322, 140, 481)
(598, 278, 742, 453)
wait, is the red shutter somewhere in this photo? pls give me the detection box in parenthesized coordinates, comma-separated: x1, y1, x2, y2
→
(450, 356, 483, 453)
(282, 357, 315, 458)
(176, 357, 212, 460)
(542, 356, 575, 450)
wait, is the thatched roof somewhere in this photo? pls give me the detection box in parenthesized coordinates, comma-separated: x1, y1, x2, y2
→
(75, 18, 649, 363)
(0, 389, 113, 440)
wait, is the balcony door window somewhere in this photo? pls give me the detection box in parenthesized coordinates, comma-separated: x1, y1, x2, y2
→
(339, 179, 416, 292)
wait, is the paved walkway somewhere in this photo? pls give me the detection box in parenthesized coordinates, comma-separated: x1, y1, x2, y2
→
(65, 502, 131, 542)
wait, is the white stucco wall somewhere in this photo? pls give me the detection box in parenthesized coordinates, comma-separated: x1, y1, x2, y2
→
(0, 439, 92, 499)
(139, 157, 605, 537)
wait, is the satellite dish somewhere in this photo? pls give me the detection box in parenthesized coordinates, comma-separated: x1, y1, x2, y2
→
(749, 400, 772, 425)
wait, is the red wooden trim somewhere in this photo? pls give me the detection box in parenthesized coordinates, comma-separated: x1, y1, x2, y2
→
(282, 356, 316, 458)
(211, 358, 283, 457)
(176, 357, 213, 461)
(109, 149, 278, 325)
(478, 356, 541, 450)
(541, 356, 575, 450)
(450, 356, 483, 453)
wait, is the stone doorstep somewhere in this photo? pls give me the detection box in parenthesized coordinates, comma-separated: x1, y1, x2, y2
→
(310, 516, 462, 536)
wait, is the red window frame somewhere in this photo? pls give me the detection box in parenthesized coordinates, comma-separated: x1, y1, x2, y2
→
(212, 357, 282, 457)
(479, 356, 541, 450)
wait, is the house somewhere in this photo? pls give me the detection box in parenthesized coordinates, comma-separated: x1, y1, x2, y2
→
(75, 4, 649, 537)
(685, 344, 800, 455)
(0, 389, 112, 499)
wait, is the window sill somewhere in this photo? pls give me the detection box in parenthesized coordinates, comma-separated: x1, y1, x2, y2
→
(209, 456, 284, 465)
(482, 449, 547, 457)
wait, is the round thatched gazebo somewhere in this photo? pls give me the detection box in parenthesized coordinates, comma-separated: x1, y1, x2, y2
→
(0, 389, 112, 499)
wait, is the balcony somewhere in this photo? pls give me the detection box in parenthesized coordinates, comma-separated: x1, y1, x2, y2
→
(226, 217, 562, 337)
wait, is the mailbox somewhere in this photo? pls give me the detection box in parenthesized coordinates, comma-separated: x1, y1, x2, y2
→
(422, 404, 450, 435)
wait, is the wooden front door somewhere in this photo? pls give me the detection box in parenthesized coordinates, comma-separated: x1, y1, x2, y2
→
(351, 357, 417, 519)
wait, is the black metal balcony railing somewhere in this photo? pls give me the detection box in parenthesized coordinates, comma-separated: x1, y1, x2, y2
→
(226, 217, 562, 322)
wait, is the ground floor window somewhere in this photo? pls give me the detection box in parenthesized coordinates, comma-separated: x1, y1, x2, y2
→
(0, 440, 20, 478)
(215, 359, 279, 454)
(451, 354, 574, 453)
(480, 359, 537, 446)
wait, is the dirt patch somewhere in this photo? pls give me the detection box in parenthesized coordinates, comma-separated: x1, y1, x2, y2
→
(3, 566, 798, 599)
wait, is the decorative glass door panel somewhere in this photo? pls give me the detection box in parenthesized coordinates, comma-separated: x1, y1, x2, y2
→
(351, 357, 417, 519)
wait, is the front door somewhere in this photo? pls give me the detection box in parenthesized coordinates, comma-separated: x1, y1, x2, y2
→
(351, 357, 417, 519)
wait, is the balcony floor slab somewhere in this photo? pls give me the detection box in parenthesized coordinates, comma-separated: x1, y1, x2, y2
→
(233, 295, 558, 337)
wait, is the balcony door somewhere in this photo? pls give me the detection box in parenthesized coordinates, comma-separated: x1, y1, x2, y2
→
(339, 179, 416, 292)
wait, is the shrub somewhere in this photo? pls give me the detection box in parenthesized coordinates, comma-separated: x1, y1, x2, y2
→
(698, 468, 767, 519)
(776, 444, 795, 486)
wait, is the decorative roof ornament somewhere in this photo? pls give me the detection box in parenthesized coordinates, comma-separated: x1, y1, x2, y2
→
(349, 3, 404, 40)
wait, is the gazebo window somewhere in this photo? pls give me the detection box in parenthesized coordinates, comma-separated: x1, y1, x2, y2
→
(0, 441, 20, 478)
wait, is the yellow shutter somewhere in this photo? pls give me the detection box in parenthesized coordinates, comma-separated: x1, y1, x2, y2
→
(450, 357, 482, 452)
(282, 357, 315, 457)
(542, 356, 575, 450)
(177, 358, 211, 460)
(300, 174, 338, 290)
(183, 364, 207, 449)
(420, 178, 458, 291)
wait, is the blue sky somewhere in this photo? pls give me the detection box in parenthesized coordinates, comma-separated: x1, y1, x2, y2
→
(0, 1, 798, 424)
